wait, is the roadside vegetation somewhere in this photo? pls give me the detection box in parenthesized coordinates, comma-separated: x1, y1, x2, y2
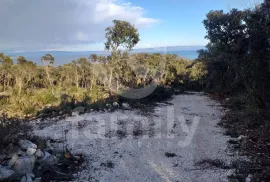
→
(0, 20, 206, 118)
(198, 1, 270, 181)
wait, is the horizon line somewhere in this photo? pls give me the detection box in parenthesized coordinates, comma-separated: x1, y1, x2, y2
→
(5, 45, 206, 54)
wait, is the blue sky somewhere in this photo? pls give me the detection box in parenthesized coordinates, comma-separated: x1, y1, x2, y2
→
(133, 0, 262, 48)
(0, 0, 262, 52)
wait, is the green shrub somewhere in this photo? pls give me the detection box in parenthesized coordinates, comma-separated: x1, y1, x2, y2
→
(23, 106, 37, 116)
(34, 90, 58, 105)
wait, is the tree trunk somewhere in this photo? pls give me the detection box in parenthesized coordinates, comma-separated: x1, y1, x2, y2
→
(45, 66, 52, 87)
(108, 68, 113, 89)
(75, 69, 79, 89)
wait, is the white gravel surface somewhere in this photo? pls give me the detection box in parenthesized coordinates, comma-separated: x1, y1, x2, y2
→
(32, 92, 231, 182)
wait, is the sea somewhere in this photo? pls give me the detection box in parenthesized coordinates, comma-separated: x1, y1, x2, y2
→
(6, 47, 202, 66)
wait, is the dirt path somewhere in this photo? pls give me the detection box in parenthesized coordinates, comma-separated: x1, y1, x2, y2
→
(32, 92, 231, 182)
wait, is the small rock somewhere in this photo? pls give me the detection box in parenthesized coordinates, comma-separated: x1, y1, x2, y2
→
(106, 104, 112, 108)
(227, 169, 235, 177)
(225, 98, 230, 101)
(59, 111, 63, 115)
(21, 176, 26, 182)
(42, 152, 57, 166)
(13, 156, 36, 175)
(29, 173, 35, 178)
(238, 135, 246, 141)
(245, 174, 253, 182)
(19, 140, 37, 150)
(113, 102, 119, 107)
(0, 166, 15, 181)
(122, 103, 130, 109)
(8, 154, 19, 167)
(42, 151, 51, 160)
(35, 149, 44, 158)
(21, 173, 34, 182)
(72, 112, 78, 116)
(33, 177, 41, 182)
(26, 148, 36, 156)
(46, 140, 51, 148)
(73, 107, 85, 114)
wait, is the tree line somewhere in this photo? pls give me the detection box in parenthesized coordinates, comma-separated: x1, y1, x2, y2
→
(198, 0, 270, 109)
(0, 21, 206, 117)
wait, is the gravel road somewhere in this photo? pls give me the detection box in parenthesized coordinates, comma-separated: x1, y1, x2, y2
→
(32, 92, 231, 182)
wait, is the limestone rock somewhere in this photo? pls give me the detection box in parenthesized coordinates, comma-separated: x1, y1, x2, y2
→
(122, 103, 130, 109)
(113, 102, 119, 107)
(18, 140, 37, 150)
(21, 173, 34, 182)
(35, 149, 44, 158)
(33, 177, 41, 182)
(8, 154, 19, 168)
(73, 107, 85, 114)
(12, 156, 36, 175)
(245, 174, 253, 182)
(42, 152, 57, 166)
(26, 148, 36, 156)
(238, 135, 246, 141)
(0, 166, 15, 181)
(46, 140, 51, 148)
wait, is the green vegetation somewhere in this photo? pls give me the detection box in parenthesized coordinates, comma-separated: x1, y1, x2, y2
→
(0, 20, 205, 117)
(199, 1, 270, 180)
(199, 1, 270, 108)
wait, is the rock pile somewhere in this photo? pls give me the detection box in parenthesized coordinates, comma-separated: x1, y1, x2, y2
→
(0, 140, 58, 182)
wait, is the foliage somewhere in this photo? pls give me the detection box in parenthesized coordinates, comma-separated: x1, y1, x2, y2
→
(0, 20, 206, 117)
(201, 1, 270, 181)
(199, 2, 270, 108)
(0, 51, 204, 116)
(105, 20, 140, 51)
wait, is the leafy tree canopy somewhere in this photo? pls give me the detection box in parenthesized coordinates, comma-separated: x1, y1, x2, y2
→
(105, 20, 140, 51)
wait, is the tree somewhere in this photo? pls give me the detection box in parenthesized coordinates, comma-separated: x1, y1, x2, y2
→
(41, 54, 55, 87)
(200, 1, 270, 106)
(17, 56, 27, 64)
(104, 20, 140, 91)
(41, 54, 54, 66)
(0, 53, 13, 91)
(105, 20, 140, 52)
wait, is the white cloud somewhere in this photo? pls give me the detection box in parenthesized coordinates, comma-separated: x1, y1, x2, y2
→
(0, 0, 158, 52)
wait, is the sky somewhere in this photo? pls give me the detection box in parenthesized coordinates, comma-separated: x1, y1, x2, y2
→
(0, 0, 262, 52)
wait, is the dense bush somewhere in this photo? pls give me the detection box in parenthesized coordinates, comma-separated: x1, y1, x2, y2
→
(199, 1, 270, 109)
(200, 1, 270, 180)
(0, 52, 205, 117)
